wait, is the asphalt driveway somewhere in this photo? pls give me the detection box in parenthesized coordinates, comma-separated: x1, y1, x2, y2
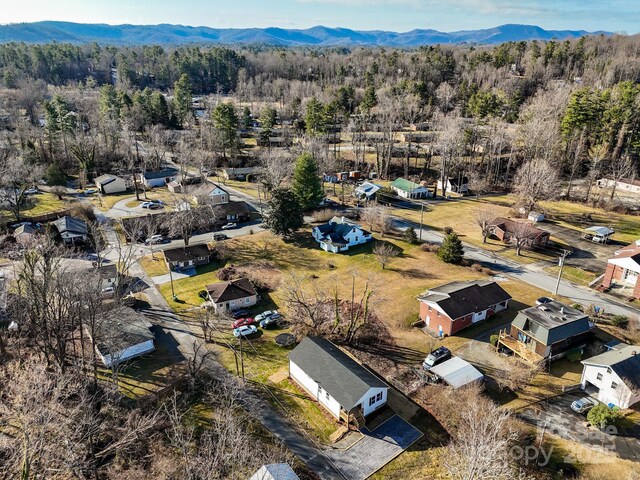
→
(519, 392, 640, 461)
(324, 415, 423, 480)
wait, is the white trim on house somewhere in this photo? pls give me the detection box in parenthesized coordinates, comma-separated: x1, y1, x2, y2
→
(580, 363, 640, 409)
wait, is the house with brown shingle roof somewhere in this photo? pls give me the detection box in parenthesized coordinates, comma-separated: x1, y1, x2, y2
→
(206, 277, 258, 312)
(489, 217, 550, 247)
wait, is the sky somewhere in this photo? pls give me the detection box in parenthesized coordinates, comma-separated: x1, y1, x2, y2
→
(2, 0, 639, 33)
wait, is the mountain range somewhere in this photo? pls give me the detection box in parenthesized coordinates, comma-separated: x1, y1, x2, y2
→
(0, 21, 610, 46)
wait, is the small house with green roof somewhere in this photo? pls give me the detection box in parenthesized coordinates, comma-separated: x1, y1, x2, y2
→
(390, 178, 431, 199)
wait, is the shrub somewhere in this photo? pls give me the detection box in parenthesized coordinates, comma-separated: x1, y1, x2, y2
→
(489, 334, 499, 347)
(612, 315, 629, 329)
(443, 226, 454, 235)
(481, 267, 493, 275)
(217, 265, 239, 281)
(565, 348, 582, 362)
(471, 263, 483, 272)
(587, 404, 622, 430)
(571, 303, 584, 312)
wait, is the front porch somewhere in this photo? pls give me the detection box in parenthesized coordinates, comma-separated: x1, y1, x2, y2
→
(496, 330, 545, 365)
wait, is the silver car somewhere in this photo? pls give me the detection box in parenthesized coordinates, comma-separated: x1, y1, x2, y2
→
(570, 396, 598, 414)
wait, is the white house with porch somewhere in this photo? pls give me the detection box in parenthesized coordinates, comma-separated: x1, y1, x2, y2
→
(312, 216, 372, 254)
(288, 336, 388, 425)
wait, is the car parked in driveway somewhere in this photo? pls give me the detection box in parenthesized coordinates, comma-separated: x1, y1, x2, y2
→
(232, 317, 255, 329)
(259, 314, 282, 328)
(535, 297, 553, 306)
(255, 310, 279, 323)
(422, 346, 452, 370)
(231, 309, 251, 319)
(233, 325, 257, 338)
(213, 233, 229, 241)
(571, 396, 598, 414)
(221, 222, 238, 230)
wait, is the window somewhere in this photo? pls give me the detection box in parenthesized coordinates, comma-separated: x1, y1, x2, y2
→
(607, 367, 612, 374)
(326, 391, 330, 401)
(376, 392, 383, 402)
(230, 301, 236, 307)
(369, 396, 376, 406)
(428, 306, 432, 311)
(596, 373, 603, 381)
(611, 382, 618, 390)
(245, 298, 251, 304)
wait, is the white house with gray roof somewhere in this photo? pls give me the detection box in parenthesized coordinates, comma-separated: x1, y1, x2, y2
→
(580, 343, 640, 409)
(312, 216, 372, 253)
(288, 337, 388, 422)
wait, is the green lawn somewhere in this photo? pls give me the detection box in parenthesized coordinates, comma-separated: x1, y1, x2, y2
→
(158, 260, 227, 311)
(90, 192, 135, 211)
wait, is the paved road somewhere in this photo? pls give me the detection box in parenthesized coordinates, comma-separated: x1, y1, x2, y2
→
(393, 218, 640, 319)
(102, 227, 344, 479)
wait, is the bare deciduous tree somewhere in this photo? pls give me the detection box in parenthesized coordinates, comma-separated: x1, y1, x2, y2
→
(512, 158, 560, 212)
(474, 208, 497, 243)
(373, 242, 399, 270)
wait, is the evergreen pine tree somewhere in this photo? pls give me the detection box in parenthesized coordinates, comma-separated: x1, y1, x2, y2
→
(438, 232, 464, 264)
(403, 227, 419, 244)
(292, 152, 324, 210)
(264, 188, 304, 237)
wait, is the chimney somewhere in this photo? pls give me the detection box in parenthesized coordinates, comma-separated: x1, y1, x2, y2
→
(632, 351, 637, 356)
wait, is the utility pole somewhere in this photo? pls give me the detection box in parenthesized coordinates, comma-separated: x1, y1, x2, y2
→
(419, 203, 425, 241)
(554, 249, 571, 296)
(168, 263, 176, 300)
(239, 336, 245, 382)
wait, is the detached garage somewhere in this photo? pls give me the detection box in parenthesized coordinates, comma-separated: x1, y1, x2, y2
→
(428, 356, 484, 389)
(289, 337, 388, 425)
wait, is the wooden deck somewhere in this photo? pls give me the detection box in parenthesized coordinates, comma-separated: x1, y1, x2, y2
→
(497, 332, 544, 364)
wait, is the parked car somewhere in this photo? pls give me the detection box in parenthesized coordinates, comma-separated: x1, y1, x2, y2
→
(231, 309, 251, 319)
(148, 203, 163, 210)
(101, 285, 115, 297)
(83, 188, 98, 195)
(422, 346, 452, 370)
(535, 297, 553, 306)
(319, 198, 338, 207)
(24, 188, 40, 195)
(150, 199, 165, 205)
(221, 222, 238, 230)
(255, 310, 279, 323)
(140, 202, 154, 209)
(259, 314, 282, 328)
(233, 325, 257, 338)
(213, 233, 229, 241)
(144, 234, 168, 245)
(571, 397, 598, 414)
(232, 317, 256, 329)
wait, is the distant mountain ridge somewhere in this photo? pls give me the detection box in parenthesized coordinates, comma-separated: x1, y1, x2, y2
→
(0, 21, 610, 46)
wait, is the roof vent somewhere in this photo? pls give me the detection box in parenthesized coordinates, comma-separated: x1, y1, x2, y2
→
(633, 351, 637, 356)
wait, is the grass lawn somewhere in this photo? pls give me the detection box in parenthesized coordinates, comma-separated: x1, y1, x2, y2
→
(211, 326, 339, 444)
(219, 179, 262, 199)
(544, 265, 599, 287)
(158, 260, 226, 311)
(138, 253, 169, 277)
(1, 192, 70, 220)
(96, 331, 185, 399)
(90, 192, 135, 211)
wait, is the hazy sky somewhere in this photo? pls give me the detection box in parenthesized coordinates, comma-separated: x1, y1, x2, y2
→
(2, 0, 639, 33)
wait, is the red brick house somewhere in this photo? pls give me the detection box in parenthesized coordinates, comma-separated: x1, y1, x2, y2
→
(418, 280, 511, 337)
(489, 217, 550, 247)
(602, 241, 640, 299)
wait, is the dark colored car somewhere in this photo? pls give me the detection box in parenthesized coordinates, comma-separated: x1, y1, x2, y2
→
(213, 233, 229, 241)
(535, 297, 553, 306)
(422, 346, 452, 370)
(232, 317, 255, 329)
(231, 309, 251, 319)
(259, 314, 282, 328)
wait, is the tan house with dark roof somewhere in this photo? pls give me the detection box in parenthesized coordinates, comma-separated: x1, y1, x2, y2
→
(206, 277, 258, 312)
(191, 181, 229, 205)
